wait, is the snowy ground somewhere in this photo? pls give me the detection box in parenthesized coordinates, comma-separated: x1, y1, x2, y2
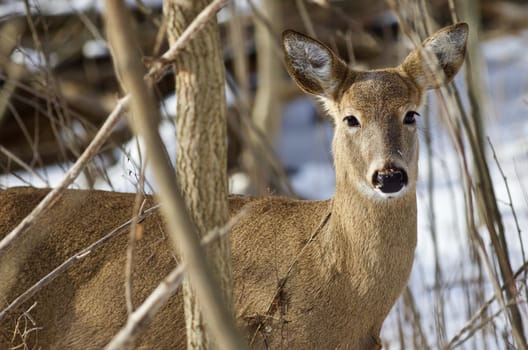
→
(1, 14, 527, 348)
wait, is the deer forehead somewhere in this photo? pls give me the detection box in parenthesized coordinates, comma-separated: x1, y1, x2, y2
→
(337, 70, 422, 119)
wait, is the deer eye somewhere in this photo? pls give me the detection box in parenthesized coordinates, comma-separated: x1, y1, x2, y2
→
(343, 115, 360, 127)
(404, 111, 419, 125)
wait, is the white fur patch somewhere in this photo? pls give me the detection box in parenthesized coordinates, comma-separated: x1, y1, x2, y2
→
(285, 39, 332, 82)
(356, 181, 410, 201)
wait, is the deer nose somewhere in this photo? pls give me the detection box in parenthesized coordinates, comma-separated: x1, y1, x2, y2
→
(372, 168, 408, 194)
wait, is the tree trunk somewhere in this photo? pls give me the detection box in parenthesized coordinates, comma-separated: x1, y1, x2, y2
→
(163, 1, 233, 348)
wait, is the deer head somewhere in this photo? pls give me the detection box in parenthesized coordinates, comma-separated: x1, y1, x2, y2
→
(282, 23, 468, 200)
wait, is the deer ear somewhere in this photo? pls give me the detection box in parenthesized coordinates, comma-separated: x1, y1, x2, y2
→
(282, 30, 349, 98)
(401, 23, 468, 90)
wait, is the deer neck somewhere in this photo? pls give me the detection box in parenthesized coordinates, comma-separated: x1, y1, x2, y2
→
(321, 178, 417, 276)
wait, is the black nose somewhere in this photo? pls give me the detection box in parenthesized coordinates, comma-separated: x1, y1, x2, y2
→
(372, 168, 408, 194)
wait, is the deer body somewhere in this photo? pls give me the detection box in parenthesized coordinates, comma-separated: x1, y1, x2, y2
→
(0, 23, 467, 349)
(232, 191, 417, 348)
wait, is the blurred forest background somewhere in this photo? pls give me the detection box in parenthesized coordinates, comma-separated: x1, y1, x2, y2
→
(0, 0, 527, 349)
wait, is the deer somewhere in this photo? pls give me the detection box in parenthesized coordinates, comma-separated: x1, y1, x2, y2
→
(0, 23, 467, 349)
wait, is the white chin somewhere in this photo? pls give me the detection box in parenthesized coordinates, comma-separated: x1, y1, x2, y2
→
(373, 186, 407, 199)
(357, 182, 408, 200)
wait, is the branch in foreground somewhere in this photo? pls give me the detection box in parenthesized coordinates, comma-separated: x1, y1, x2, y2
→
(105, 208, 247, 350)
(104, 1, 246, 349)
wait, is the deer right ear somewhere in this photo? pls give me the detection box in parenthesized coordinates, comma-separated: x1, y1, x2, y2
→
(401, 23, 468, 90)
(282, 30, 348, 99)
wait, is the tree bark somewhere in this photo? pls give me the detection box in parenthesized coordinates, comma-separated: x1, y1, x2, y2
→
(163, 1, 233, 348)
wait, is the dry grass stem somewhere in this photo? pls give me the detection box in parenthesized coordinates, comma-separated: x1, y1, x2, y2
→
(295, 0, 317, 39)
(487, 137, 526, 267)
(123, 94, 149, 316)
(10, 302, 40, 350)
(403, 287, 432, 350)
(446, 301, 523, 349)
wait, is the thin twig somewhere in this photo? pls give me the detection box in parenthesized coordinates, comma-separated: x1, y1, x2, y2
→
(403, 287, 432, 350)
(134, 0, 162, 27)
(10, 302, 41, 349)
(0, 145, 48, 185)
(0, 20, 26, 126)
(24, 0, 81, 168)
(446, 299, 527, 349)
(225, 73, 295, 196)
(124, 130, 148, 315)
(487, 137, 526, 272)
(125, 196, 147, 315)
(457, 302, 524, 349)
(447, 0, 459, 23)
(295, 0, 316, 39)
(107, 263, 186, 350)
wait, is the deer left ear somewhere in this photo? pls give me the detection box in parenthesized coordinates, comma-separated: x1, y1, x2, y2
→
(401, 23, 468, 90)
(282, 30, 349, 99)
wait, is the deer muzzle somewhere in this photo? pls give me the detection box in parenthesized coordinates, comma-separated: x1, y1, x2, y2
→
(372, 167, 408, 194)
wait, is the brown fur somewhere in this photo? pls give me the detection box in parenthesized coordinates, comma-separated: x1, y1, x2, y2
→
(0, 23, 467, 349)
